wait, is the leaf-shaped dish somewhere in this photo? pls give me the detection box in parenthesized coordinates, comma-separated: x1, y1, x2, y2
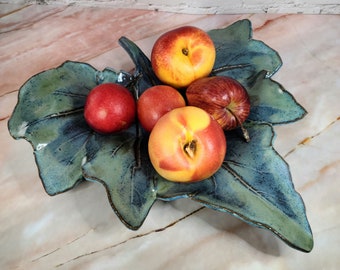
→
(8, 19, 313, 252)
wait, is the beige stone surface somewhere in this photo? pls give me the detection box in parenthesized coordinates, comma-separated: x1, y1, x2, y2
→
(1, 3, 339, 270)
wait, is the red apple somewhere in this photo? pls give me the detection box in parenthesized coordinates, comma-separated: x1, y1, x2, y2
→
(186, 76, 250, 141)
(137, 85, 186, 132)
(151, 26, 216, 88)
(148, 106, 226, 182)
(84, 83, 136, 134)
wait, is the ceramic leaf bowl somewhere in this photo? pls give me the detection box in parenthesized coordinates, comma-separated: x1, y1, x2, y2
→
(8, 19, 313, 252)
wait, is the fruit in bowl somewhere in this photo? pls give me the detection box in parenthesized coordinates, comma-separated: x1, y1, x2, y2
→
(137, 85, 186, 132)
(84, 83, 136, 134)
(148, 106, 226, 182)
(151, 26, 216, 88)
(186, 76, 251, 141)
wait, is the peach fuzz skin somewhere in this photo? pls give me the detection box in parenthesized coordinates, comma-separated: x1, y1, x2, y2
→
(151, 26, 216, 88)
(148, 106, 226, 182)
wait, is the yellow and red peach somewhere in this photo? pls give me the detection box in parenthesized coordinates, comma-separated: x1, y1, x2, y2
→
(148, 106, 226, 182)
(151, 26, 216, 88)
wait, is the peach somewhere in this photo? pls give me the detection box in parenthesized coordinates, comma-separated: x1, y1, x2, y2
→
(148, 106, 226, 182)
(151, 26, 216, 88)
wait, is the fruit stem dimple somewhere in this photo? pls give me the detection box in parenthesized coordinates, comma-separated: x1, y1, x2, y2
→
(182, 48, 189, 56)
(184, 140, 197, 159)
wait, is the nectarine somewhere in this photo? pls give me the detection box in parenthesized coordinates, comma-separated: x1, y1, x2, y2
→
(137, 85, 186, 132)
(84, 83, 136, 134)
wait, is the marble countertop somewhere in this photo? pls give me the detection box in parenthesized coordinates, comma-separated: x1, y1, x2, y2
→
(0, 4, 339, 270)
